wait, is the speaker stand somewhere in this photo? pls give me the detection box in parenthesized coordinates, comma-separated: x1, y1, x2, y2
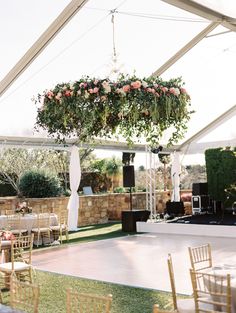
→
(129, 187, 133, 211)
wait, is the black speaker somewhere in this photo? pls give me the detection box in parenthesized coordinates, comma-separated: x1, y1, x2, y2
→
(166, 201, 184, 216)
(192, 183, 208, 196)
(123, 165, 135, 187)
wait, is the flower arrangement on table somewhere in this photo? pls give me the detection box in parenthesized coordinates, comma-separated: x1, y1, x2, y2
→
(15, 201, 32, 215)
(34, 74, 193, 147)
(0, 230, 15, 240)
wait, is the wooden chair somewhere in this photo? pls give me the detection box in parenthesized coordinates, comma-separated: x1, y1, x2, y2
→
(190, 269, 231, 313)
(153, 305, 177, 313)
(188, 243, 212, 271)
(6, 214, 28, 237)
(10, 273, 40, 313)
(0, 234, 34, 288)
(167, 253, 195, 312)
(66, 288, 112, 313)
(50, 209, 69, 243)
(31, 214, 51, 247)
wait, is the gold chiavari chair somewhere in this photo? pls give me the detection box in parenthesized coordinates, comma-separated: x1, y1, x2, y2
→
(50, 209, 69, 243)
(153, 305, 177, 313)
(10, 273, 40, 313)
(66, 288, 112, 313)
(6, 214, 28, 237)
(190, 269, 231, 313)
(31, 214, 51, 247)
(0, 234, 34, 288)
(188, 243, 212, 272)
(167, 253, 195, 312)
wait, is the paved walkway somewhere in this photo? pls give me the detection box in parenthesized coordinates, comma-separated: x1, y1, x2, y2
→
(32, 233, 236, 294)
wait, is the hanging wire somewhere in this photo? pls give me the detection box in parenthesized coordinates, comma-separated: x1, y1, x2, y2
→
(0, 12, 110, 104)
(85, 6, 207, 23)
(0, 0, 128, 104)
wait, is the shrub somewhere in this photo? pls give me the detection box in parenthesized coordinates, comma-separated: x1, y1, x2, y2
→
(113, 186, 126, 193)
(79, 172, 111, 193)
(19, 170, 62, 198)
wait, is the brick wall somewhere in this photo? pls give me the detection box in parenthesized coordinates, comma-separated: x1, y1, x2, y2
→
(0, 190, 192, 227)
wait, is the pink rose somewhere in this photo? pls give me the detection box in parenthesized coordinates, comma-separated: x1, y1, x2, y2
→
(79, 82, 87, 88)
(93, 87, 99, 93)
(94, 80, 99, 85)
(122, 85, 130, 92)
(161, 87, 168, 93)
(47, 91, 54, 99)
(131, 81, 142, 89)
(88, 89, 94, 94)
(65, 90, 72, 97)
(180, 88, 187, 94)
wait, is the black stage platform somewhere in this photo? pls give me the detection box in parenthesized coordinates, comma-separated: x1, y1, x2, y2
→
(169, 214, 236, 226)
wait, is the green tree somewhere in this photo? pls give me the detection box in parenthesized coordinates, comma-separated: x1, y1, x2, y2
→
(0, 147, 94, 195)
(105, 156, 122, 191)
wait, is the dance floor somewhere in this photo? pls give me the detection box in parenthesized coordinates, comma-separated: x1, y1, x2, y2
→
(32, 232, 236, 295)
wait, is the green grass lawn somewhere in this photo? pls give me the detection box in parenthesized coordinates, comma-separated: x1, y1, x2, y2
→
(35, 271, 172, 313)
(2, 222, 174, 312)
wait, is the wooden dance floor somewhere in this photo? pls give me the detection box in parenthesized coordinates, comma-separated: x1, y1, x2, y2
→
(32, 232, 236, 294)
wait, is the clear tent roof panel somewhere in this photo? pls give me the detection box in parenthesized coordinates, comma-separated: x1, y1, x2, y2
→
(0, 0, 235, 152)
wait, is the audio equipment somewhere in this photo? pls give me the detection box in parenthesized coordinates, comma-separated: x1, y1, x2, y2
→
(123, 165, 135, 187)
(166, 201, 185, 216)
(192, 182, 208, 196)
(192, 195, 210, 215)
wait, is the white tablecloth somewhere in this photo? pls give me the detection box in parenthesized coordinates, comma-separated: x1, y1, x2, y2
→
(0, 213, 58, 233)
(204, 265, 236, 313)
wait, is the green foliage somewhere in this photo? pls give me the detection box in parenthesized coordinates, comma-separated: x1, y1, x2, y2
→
(205, 147, 236, 203)
(19, 170, 62, 198)
(79, 172, 111, 193)
(113, 186, 126, 193)
(35, 75, 192, 147)
(138, 165, 145, 171)
(158, 153, 171, 164)
(105, 156, 122, 176)
(181, 165, 207, 189)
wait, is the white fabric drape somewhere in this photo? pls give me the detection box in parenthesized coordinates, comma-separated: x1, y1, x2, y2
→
(171, 151, 181, 202)
(67, 146, 81, 231)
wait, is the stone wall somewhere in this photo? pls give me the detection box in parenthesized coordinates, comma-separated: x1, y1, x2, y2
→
(0, 190, 192, 227)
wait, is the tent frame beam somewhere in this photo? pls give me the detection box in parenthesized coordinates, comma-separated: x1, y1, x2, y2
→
(0, 0, 88, 97)
(178, 104, 236, 151)
(151, 21, 220, 77)
(162, 0, 236, 32)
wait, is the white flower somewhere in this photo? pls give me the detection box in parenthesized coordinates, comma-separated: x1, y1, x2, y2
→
(142, 81, 148, 88)
(174, 87, 180, 96)
(84, 90, 89, 99)
(102, 81, 111, 94)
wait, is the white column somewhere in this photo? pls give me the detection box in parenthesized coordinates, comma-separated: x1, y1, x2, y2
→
(171, 151, 181, 202)
(67, 145, 81, 231)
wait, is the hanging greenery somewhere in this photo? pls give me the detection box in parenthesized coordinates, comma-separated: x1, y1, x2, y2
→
(34, 74, 193, 147)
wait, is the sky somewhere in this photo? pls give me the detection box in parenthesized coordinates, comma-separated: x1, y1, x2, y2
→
(0, 0, 236, 166)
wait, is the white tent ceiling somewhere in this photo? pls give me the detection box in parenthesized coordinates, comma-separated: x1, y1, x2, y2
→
(0, 0, 235, 154)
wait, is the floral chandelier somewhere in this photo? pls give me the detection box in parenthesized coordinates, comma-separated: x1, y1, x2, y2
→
(34, 74, 193, 147)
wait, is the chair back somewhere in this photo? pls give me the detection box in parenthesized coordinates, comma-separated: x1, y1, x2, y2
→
(35, 214, 51, 229)
(59, 210, 68, 227)
(167, 253, 178, 310)
(11, 234, 34, 269)
(6, 215, 22, 235)
(66, 288, 112, 313)
(190, 269, 231, 313)
(188, 243, 212, 271)
(153, 305, 176, 313)
(10, 274, 39, 313)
